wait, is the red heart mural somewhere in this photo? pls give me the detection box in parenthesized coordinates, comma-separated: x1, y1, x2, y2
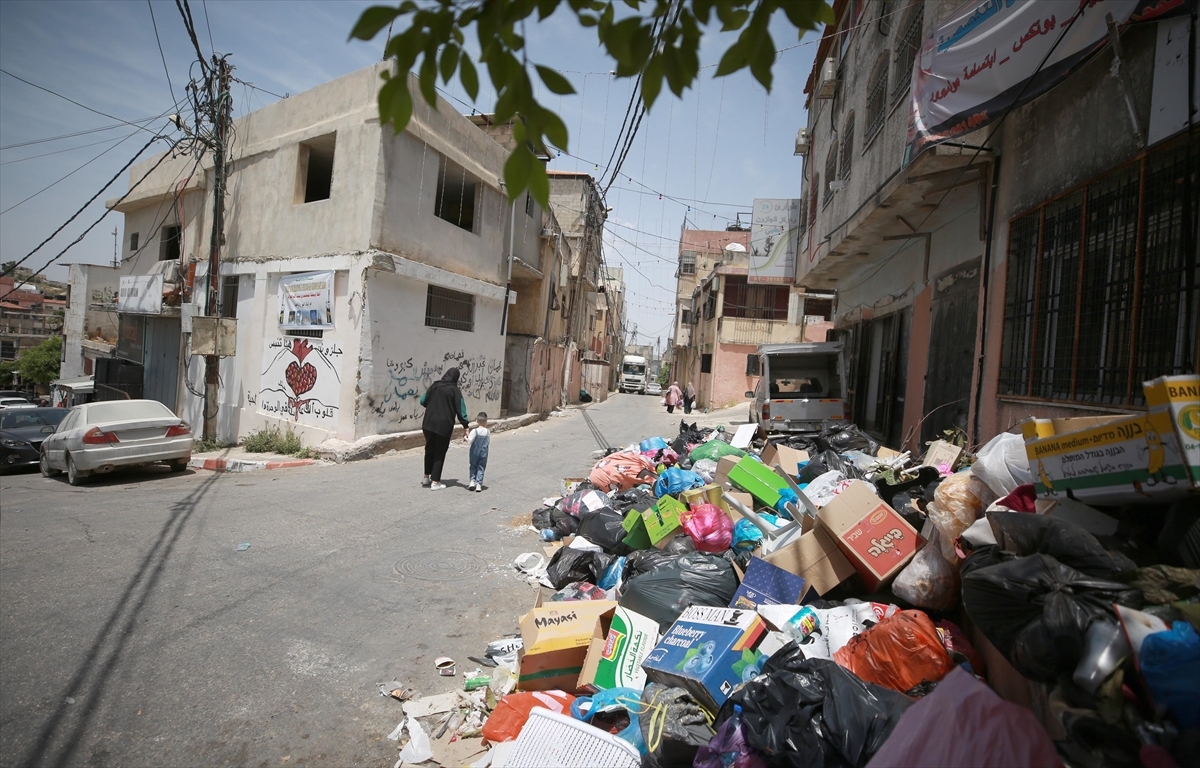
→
(285, 361, 318, 396)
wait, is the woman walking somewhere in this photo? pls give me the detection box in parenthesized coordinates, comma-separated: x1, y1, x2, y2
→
(665, 381, 683, 414)
(683, 382, 696, 414)
(419, 368, 470, 490)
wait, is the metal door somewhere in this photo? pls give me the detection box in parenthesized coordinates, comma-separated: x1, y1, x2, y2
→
(142, 317, 181, 410)
(922, 259, 981, 445)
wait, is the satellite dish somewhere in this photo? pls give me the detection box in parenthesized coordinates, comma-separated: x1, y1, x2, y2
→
(724, 243, 747, 252)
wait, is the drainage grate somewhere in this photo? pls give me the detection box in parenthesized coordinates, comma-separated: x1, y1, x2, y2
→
(393, 551, 487, 581)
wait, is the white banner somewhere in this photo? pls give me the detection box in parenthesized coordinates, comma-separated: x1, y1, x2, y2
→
(905, 0, 1188, 163)
(118, 274, 163, 314)
(748, 198, 801, 284)
(277, 270, 335, 330)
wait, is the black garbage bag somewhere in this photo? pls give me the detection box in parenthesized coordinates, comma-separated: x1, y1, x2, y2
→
(532, 506, 553, 530)
(544, 546, 616, 590)
(815, 424, 880, 456)
(577, 507, 633, 555)
(874, 466, 941, 508)
(609, 487, 658, 514)
(663, 533, 698, 555)
(557, 488, 612, 517)
(639, 683, 715, 768)
(961, 553, 1143, 682)
(797, 450, 866, 484)
(778, 434, 821, 455)
(618, 551, 739, 632)
(718, 649, 911, 768)
(987, 510, 1137, 580)
(622, 548, 681, 585)
(531, 505, 581, 537)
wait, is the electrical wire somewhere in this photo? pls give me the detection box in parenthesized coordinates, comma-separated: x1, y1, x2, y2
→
(0, 116, 163, 151)
(0, 69, 167, 139)
(233, 77, 286, 101)
(0, 134, 130, 166)
(0, 126, 145, 216)
(147, 0, 178, 105)
(200, 0, 215, 54)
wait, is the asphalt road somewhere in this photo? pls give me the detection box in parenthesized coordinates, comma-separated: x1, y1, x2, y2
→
(0, 393, 749, 767)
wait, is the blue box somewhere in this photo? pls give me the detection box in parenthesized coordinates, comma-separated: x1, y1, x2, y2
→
(729, 556, 817, 610)
(641, 606, 769, 714)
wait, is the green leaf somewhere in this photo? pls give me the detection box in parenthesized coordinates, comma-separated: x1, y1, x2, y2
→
(539, 109, 570, 150)
(349, 5, 400, 41)
(640, 55, 663, 108)
(714, 40, 747, 77)
(718, 7, 750, 31)
(527, 161, 550, 208)
(535, 65, 576, 95)
(603, 16, 642, 66)
(460, 56, 479, 100)
(378, 75, 413, 132)
(439, 45, 459, 83)
(504, 144, 534, 200)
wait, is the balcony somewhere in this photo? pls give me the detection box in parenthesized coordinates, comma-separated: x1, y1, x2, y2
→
(0, 310, 62, 338)
(674, 326, 691, 347)
(718, 317, 802, 346)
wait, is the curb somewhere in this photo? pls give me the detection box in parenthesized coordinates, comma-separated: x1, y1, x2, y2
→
(189, 456, 318, 473)
(316, 411, 549, 464)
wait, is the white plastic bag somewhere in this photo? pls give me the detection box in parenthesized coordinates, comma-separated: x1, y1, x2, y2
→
(398, 716, 433, 763)
(692, 458, 718, 483)
(971, 431, 1033, 497)
(804, 470, 850, 508)
(893, 530, 961, 610)
(928, 470, 996, 560)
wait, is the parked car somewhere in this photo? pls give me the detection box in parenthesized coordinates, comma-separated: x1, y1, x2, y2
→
(40, 399, 192, 485)
(645, 381, 663, 396)
(0, 408, 68, 471)
(0, 390, 32, 400)
(0, 397, 36, 410)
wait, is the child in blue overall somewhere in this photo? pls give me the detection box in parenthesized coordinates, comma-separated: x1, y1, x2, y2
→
(466, 413, 490, 492)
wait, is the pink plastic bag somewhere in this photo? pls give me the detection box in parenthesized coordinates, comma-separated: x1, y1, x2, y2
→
(682, 503, 733, 553)
(589, 451, 659, 492)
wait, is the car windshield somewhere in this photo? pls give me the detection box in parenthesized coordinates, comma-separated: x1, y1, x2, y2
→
(85, 400, 175, 425)
(0, 409, 67, 429)
(766, 353, 841, 398)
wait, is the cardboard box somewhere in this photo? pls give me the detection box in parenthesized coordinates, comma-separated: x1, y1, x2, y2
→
(1021, 412, 1191, 504)
(877, 446, 903, 459)
(729, 556, 816, 609)
(561, 477, 588, 497)
(621, 509, 653, 550)
(761, 526, 856, 595)
(641, 606, 770, 714)
(759, 444, 810, 477)
(715, 455, 740, 487)
(921, 440, 962, 471)
(816, 480, 923, 591)
(680, 484, 728, 512)
(644, 496, 685, 548)
(1144, 374, 1200, 488)
(517, 601, 617, 692)
(578, 606, 660, 692)
(727, 456, 789, 509)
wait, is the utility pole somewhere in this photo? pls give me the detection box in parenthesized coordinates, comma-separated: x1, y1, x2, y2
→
(112, 227, 119, 268)
(203, 56, 233, 441)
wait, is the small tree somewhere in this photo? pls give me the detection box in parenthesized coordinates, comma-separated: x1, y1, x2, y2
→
(17, 335, 62, 388)
(0, 360, 17, 388)
(657, 363, 670, 388)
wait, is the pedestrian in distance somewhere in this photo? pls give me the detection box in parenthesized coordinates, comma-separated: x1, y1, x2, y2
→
(683, 382, 696, 415)
(665, 381, 683, 414)
(465, 412, 490, 492)
(419, 368, 470, 490)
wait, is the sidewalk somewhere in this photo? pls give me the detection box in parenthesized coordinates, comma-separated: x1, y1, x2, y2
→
(314, 411, 548, 463)
(188, 445, 321, 473)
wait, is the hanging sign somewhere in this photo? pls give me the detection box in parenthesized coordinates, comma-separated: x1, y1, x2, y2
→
(277, 270, 335, 330)
(748, 198, 801, 285)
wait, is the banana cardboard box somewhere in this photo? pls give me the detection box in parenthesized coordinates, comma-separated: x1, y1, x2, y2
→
(1022, 409, 1191, 505)
(640, 606, 769, 714)
(1143, 374, 1200, 489)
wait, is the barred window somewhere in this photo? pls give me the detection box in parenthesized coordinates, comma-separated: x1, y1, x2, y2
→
(865, 53, 890, 144)
(722, 275, 788, 320)
(840, 113, 855, 180)
(425, 285, 475, 332)
(998, 137, 1199, 406)
(824, 149, 838, 205)
(892, 4, 923, 105)
(877, 0, 895, 36)
(679, 251, 697, 275)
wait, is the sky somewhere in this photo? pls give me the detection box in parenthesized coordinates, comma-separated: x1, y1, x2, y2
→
(0, 0, 819, 352)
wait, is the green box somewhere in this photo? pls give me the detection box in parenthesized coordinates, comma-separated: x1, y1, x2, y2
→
(643, 495, 685, 548)
(727, 456, 787, 509)
(622, 509, 653, 550)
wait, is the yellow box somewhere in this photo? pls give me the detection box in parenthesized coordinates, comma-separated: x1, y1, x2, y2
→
(1143, 375, 1200, 487)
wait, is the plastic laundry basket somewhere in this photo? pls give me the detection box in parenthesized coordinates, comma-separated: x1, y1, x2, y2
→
(500, 707, 641, 768)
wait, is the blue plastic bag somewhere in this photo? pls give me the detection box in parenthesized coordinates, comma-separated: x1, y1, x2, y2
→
(570, 687, 647, 754)
(598, 556, 626, 590)
(654, 467, 705, 498)
(732, 519, 764, 552)
(640, 436, 668, 453)
(1140, 621, 1200, 729)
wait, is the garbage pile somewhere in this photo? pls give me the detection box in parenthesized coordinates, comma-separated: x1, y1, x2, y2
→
(385, 373, 1200, 768)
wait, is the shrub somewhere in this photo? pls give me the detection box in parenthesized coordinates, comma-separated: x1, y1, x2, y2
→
(242, 424, 304, 455)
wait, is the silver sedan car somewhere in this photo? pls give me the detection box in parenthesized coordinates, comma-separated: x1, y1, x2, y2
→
(40, 399, 193, 485)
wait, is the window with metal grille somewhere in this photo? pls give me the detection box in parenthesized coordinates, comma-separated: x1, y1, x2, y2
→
(865, 53, 889, 144)
(998, 137, 1199, 406)
(285, 328, 324, 338)
(129, 232, 139, 252)
(824, 149, 838, 205)
(892, 5, 923, 105)
(220, 275, 239, 319)
(435, 154, 480, 233)
(840, 114, 855, 180)
(877, 0, 895, 35)
(722, 275, 788, 320)
(746, 354, 761, 376)
(425, 285, 475, 332)
(680, 251, 697, 275)
(681, 308, 692, 325)
(525, 192, 534, 217)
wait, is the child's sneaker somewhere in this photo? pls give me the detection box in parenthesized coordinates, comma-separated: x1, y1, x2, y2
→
(421, 477, 431, 487)
(475, 485, 483, 493)
(430, 482, 446, 491)
(467, 481, 477, 491)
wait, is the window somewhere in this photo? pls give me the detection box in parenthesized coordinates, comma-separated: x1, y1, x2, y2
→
(679, 251, 697, 275)
(840, 113, 855, 180)
(998, 138, 1199, 406)
(0, 341, 14, 361)
(220, 275, 239, 319)
(129, 232, 139, 252)
(297, 133, 336, 203)
(824, 149, 838, 205)
(285, 328, 323, 338)
(425, 285, 475, 332)
(681, 308, 692, 325)
(525, 193, 534, 217)
(722, 276, 788, 320)
(435, 154, 480, 232)
(746, 354, 761, 376)
(159, 225, 180, 262)
(701, 353, 713, 374)
(117, 315, 144, 362)
(877, 0, 895, 35)
(892, 4, 923, 105)
(805, 297, 834, 320)
(865, 53, 890, 144)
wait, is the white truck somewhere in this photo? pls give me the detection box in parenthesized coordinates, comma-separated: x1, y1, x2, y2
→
(619, 354, 648, 394)
(746, 342, 849, 433)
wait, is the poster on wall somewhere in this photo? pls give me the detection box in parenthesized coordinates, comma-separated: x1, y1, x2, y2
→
(748, 198, 801, 284)
(904, 0, 1189, 165)
(277, 271, 335, 330)
(254, 337, 343, 427)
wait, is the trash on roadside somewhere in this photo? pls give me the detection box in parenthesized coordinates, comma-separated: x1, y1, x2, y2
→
(434, 657, 456, 676)
(236, 542, 250, 551)
(377, 681, 417, 701)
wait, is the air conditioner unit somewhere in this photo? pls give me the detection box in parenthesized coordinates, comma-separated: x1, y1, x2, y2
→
(816, 58, 838, 99)
(794, 128, 810, 155)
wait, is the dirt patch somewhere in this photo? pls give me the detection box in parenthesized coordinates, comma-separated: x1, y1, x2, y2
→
(505, 513, 531, 530)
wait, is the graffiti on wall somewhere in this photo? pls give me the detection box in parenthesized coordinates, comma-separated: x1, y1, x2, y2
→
(366, 349, 503, 428)
(255, 337, 343, 425)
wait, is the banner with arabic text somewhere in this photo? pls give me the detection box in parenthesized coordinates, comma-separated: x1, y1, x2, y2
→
(748, 198, 801, 284)
(278, 270, 335, 330)
(904, 0, 1190, 164)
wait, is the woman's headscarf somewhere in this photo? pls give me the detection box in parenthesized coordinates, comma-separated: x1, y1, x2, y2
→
(431, 367, 461, 390)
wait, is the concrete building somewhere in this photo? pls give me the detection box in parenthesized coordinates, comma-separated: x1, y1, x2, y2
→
(61, 263, 119, 379)
(95, 63, 561, 446)
(0, 274, 64, 373)
(797, 0, 1197, 450)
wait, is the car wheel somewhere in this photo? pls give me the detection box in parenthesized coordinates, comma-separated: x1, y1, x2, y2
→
(170, 459, 188, 473)
(66, 453, 86, 486)
(40, 449, 60, 478)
